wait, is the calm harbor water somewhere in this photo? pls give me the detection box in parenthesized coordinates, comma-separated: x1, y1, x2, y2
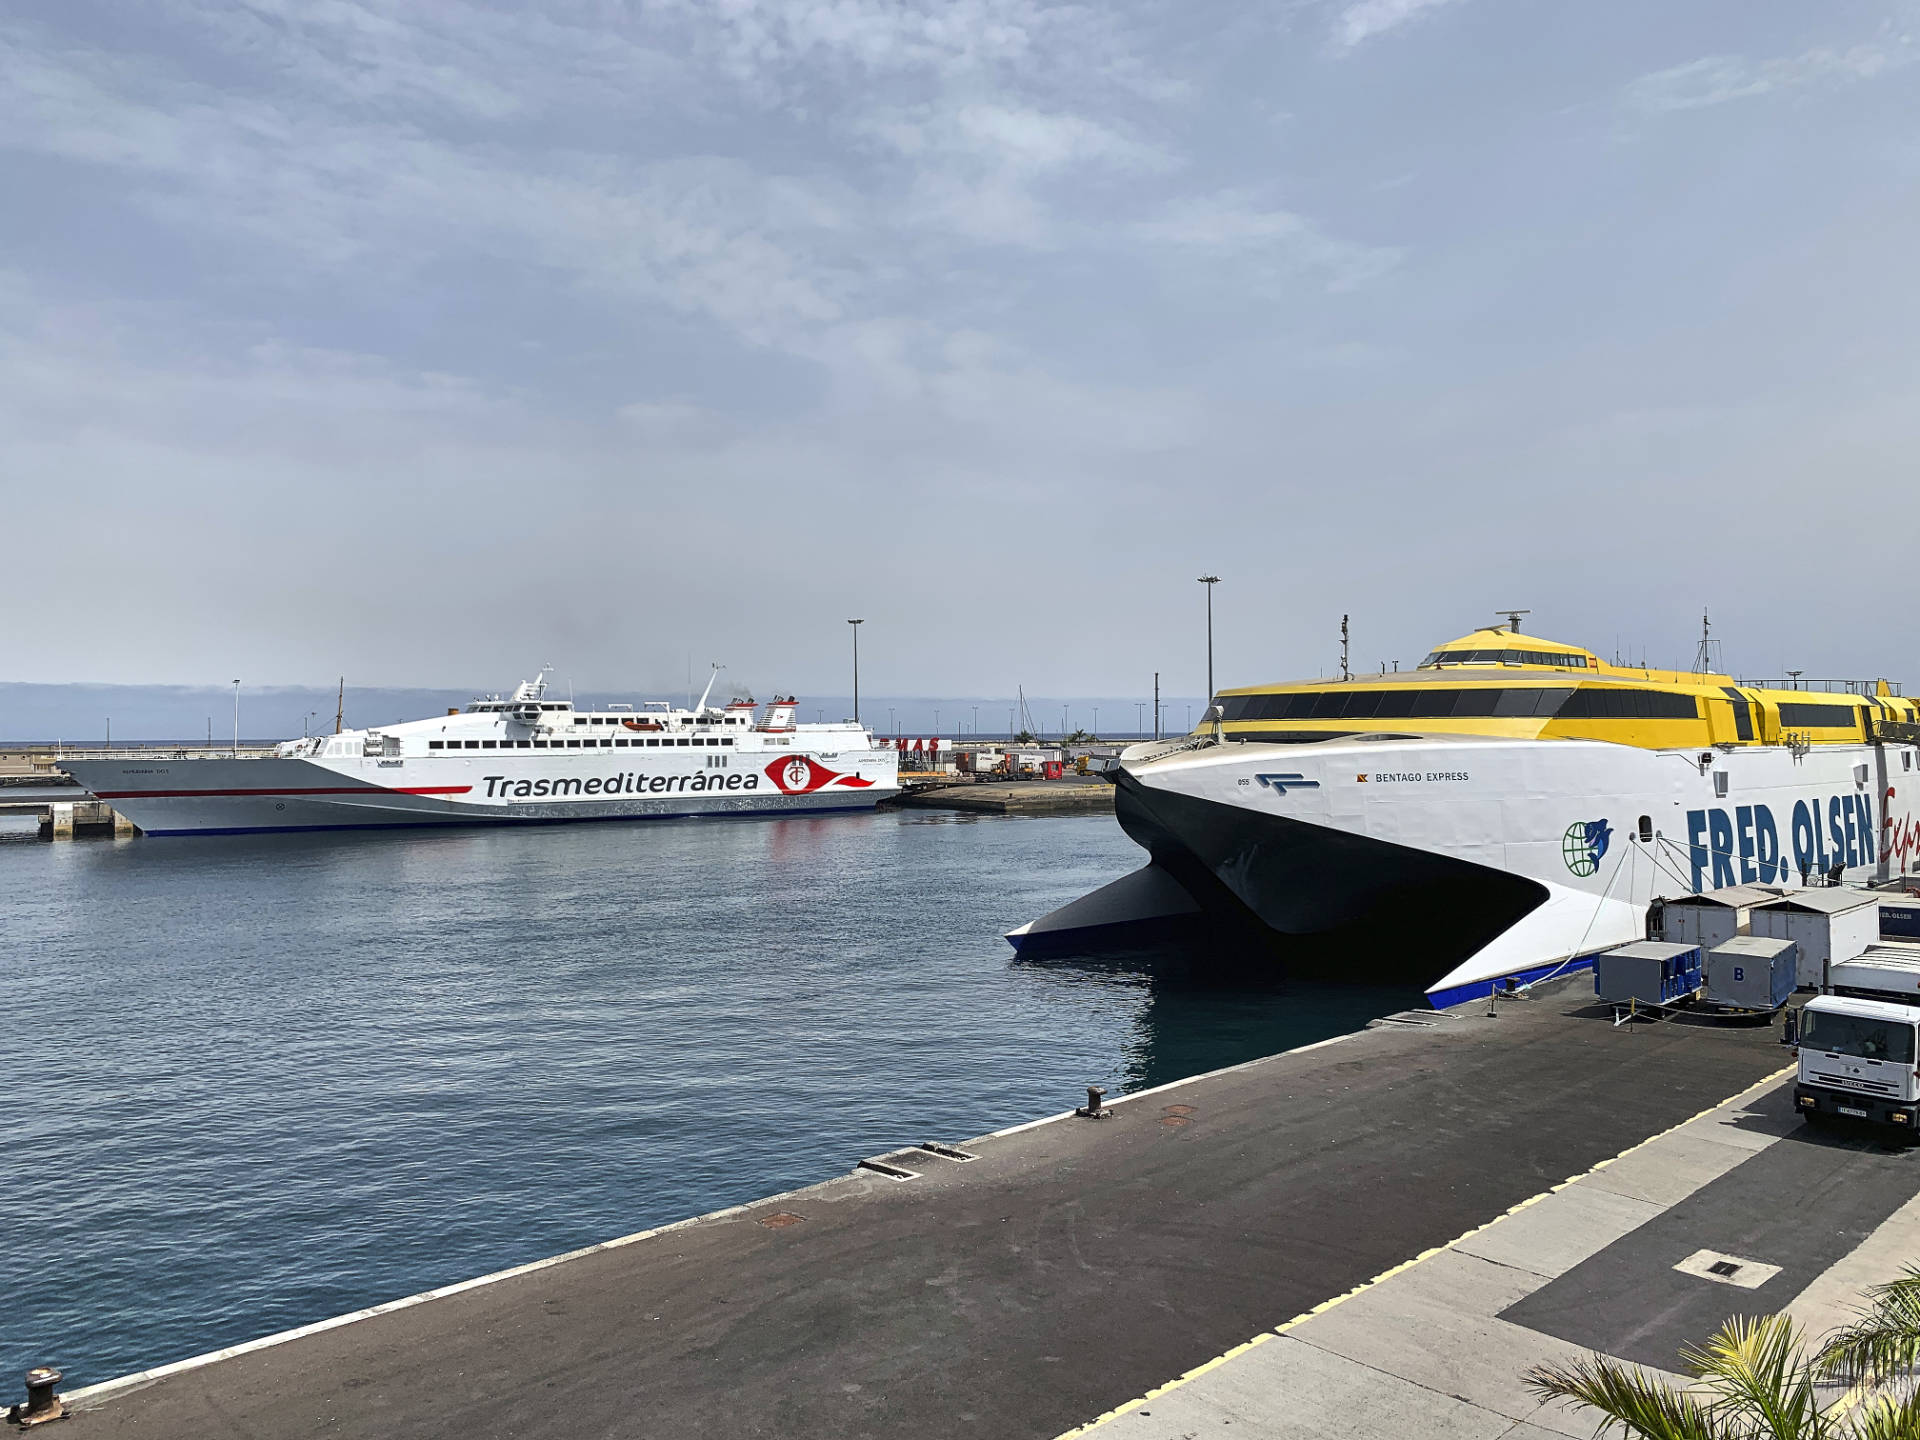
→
(3, 810, 1418, 1386)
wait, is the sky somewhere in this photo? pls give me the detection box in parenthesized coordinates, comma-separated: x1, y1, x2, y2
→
(4, 0, 1919, 708)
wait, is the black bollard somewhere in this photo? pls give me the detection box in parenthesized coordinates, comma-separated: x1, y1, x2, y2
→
(8, 1366, 65, 1428)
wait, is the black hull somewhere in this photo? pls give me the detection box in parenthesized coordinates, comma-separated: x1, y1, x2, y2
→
(1112, 771, 1549, 983)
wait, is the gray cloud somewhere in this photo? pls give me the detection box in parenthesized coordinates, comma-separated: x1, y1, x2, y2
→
(3, 0, 1919, 712)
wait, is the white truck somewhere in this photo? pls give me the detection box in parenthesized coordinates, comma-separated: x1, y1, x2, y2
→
(1792, 946, 1920, 1137)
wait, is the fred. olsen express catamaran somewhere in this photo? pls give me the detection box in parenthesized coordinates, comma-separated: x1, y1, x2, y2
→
(1011, 618, 1920, 1006)
(59, 670, 900, 835)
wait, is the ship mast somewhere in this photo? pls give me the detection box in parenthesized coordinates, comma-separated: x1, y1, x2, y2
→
(334, 677, 344, 735)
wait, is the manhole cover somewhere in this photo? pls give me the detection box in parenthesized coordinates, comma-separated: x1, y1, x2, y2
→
(1159, 1115, 1192, 1127)
(1674, 1248, 1781, 1289)
(759, 1212, 806, 1229)
(1162, 1105, 1196, 1117)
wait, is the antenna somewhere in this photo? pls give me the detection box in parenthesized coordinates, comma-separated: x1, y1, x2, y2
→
(1692, 609, 1718, 674)
(1496, 608, 1531, 634)
(695, 662, 725, 714)
(1340, 614, 1351, 682)
(335, 676, 345, 735)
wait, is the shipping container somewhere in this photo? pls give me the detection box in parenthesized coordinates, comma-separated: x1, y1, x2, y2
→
(1702, 936, 1797, 1012)
(1595, 941, 1703, 1008)
(1751, 890, 1882, 989)
(1660, 885, 1776, 950)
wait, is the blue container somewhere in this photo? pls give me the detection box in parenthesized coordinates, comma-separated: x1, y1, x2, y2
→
(1880, 901, 1920, 940)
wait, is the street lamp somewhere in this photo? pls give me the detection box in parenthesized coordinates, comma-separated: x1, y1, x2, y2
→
(847, 619, 864, 724)
(1093, 706, 1099, 738)
(888, 706, 896, 737)
(934, 707, 941, 737)
(232, 680, 241, 756)
(1134, 701, 1144, 735)
(1197, 575, 1220, 710)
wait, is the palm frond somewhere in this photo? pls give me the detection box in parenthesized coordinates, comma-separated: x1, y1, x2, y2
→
(1843, 1385, 1920, 1440)
(1680, 1313, 1825, 1437)
(1818, 1265, 1920, 1389)
(1526, 1354, 1720, 1439)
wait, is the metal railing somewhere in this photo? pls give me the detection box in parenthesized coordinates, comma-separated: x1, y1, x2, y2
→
(1745, 678, 1903, 697)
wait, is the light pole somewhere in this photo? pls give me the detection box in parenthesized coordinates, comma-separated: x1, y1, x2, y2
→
(847, 619, 863, 724)
(1093, 706, 1099, 738)
(972, 705, 979, 737)
(934, 707, 941, 737)
(231, 680, 241, 756)
(1197, 575, 1220, 709)
(1135, 701, 1144, 735)
(888, 706, 896, 738)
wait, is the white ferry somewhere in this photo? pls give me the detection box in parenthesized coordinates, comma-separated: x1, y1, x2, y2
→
(59, 671, 900, 836)
(1011, 623, 1920, 1006)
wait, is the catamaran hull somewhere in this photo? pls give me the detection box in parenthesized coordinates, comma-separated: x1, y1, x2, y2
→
(1012, 732, 1920, 1005)
(59, 755, 896, 836)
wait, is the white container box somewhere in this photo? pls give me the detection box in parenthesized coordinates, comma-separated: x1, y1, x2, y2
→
(1752, 890, 1883, 988)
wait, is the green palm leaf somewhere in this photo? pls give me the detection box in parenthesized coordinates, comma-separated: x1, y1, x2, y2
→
(1526, 1353, 1719, 1438)
(1817, 1265, 1920, 1390)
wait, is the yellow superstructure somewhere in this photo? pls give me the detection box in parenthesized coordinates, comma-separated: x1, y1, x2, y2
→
(1214, 627, 1918, 751)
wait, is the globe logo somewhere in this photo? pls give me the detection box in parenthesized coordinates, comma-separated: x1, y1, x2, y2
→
(1562, 819, 1612, 877)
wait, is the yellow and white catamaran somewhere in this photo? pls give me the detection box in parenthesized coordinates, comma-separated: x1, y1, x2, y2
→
(1011, 621, 1920, 1005)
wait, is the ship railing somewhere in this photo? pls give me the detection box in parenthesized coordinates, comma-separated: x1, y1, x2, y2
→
(1745, 678, 1903, 697)
(41, 745, 281, 761)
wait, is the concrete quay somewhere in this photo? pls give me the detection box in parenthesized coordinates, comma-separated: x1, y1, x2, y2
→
(0, 780, 134, 838)
(55, 977, 1848, 1440)
(884, 776, 1117, 815)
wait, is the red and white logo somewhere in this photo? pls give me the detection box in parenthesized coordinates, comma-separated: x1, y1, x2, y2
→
(765, 756, 873, 794)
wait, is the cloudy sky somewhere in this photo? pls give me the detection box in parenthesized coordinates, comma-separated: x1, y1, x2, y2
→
(5, 0, 1918, 702)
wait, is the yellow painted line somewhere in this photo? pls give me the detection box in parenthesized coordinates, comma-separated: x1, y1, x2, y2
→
(1054, 1063, 1796, 1437)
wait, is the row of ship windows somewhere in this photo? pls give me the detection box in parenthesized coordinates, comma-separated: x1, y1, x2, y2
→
(574, 715, 747, 726)
(1418, 649, 1592, 668)
(428, 737, 737, 750)
(1219, 687, 1701, 723)
(1221, 688, 1871, 727)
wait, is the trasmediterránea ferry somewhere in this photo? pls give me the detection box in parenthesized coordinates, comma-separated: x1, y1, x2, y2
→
(59, 671, 900, 836)
(1011, 624, 1920, 1005)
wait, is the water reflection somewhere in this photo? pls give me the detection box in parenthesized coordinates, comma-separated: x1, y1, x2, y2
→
(1016, 933, 1423, 1092)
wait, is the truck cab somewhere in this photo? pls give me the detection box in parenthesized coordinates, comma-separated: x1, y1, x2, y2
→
(1794, 987, 1920, 1136)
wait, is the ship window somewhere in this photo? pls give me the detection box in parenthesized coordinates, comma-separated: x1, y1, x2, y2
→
(429, 741, 443, 750)
(566, 740, 581, 748)
(1555, 689, 1698, 720)
(482, 740, 498, 749)
(575, 717, 588, 725)
(647, 738, 660, 747)
(1450, 690, 1501, 717)
(722, 738, 734, 746)
(1778, 702, 1859, 729)
(516, 741, 531, 748)
(677, 738, 691, 746)
(1638, 815, 1653, 842)
(465, 740, 481, 749)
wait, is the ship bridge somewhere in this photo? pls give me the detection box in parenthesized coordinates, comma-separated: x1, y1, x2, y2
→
(1212, 626, 1919, 752)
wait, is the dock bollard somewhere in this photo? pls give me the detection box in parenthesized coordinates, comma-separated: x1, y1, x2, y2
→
(7, 1366, 64, 1427)
(1076, 1086, 1110, 1119)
